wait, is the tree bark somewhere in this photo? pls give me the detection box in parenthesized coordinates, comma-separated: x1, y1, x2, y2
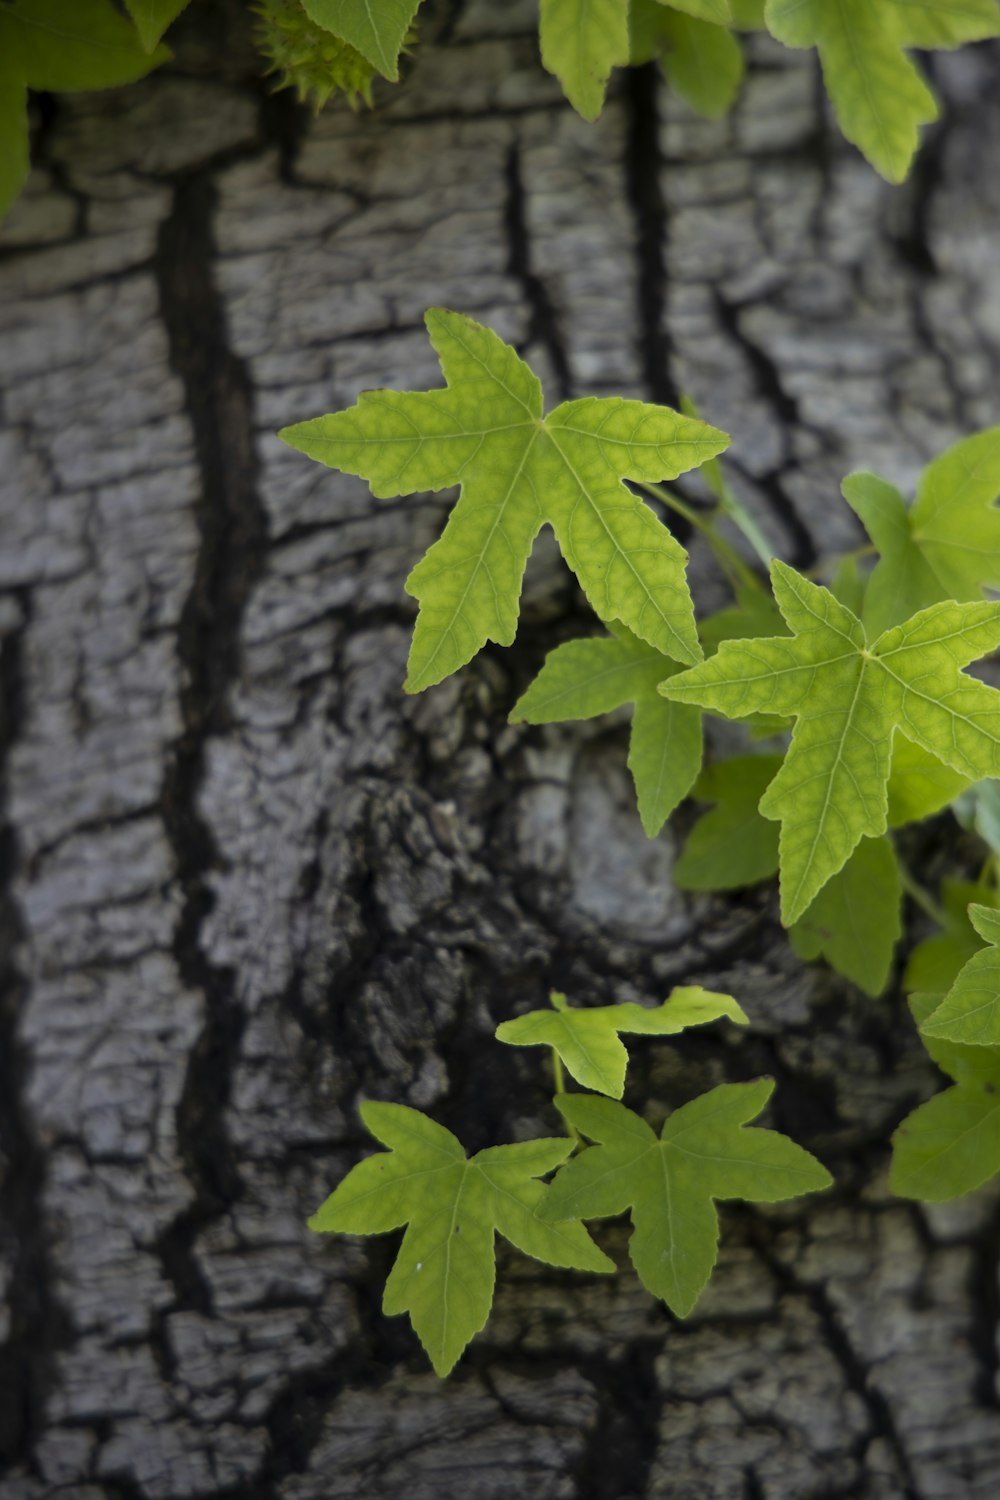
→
(2, 3, 1000, 1496)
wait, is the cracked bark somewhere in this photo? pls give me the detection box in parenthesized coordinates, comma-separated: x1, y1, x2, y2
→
(1, 3, 1000, 1497)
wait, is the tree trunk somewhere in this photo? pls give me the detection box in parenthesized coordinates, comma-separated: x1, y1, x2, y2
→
(2, 4, 1000, 1496)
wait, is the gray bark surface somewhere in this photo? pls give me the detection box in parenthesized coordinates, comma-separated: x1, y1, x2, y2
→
(1, 3, 1000, 1496)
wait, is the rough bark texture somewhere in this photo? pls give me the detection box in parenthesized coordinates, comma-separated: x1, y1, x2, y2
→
(2, 3, 1000, 1496)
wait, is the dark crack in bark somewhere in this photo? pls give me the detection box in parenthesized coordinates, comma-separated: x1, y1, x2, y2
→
(153, 169, 270, 1318)
(0, 606, 70, 1473)
(505, 141, 573, 401)
(624, 64, 679, 412)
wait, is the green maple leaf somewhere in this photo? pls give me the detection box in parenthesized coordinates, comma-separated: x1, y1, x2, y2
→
(890, 993, 1000, 1202)
(0, 0, 167, 221)
(540, 0, 630, 120)
(697, 585, 786, 656)
(789, 835, 902, 997)
(905, 879, 1000, 995)
(310, 1102, 613, 1376)
(631, 0, 744, 118)
(123, 0, 190, 50)
(300, 0, 424, 79)
(729, 0, 766, 24)
(764, 0, 935, 182)
(496, 987, 748, 1097)
(660, 560, 1000, 925)
(674, 754, 782, 891)
(280, 310, 726, 692)
(543, 1082, 830, 1314)
(669, 0, 734, 21)
(509, 628, 702, 836)
(676, 740, 965, 895)
(843, 428, 1000, 638)
(920, 905, 1000, 1046)
(885, 734, 970, 827)
(677, 740, 959, 897)
(888, 0, 1000, 48)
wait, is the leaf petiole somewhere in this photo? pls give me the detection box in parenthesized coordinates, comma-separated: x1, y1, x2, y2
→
(551, 1048, 580, 1143)
(635, 479, 765, 597)
(895, 853, 948, 928)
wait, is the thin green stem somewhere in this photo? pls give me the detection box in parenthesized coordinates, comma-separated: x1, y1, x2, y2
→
(635, 480, 765, 597)
(896, 853, 947, 927)
(710, 472, 775, 570)
(551, 1048, 580, 1143)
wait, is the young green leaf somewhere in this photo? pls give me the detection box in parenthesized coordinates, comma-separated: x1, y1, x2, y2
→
(904, 879, 1000, 996)
(544, 1082, 831, 1314)
(509, 630, 701, 836)
(496, 987, 748, 1097)
(764, 0, 938, 182)
(920, 905, 1000, 1046)
(630, 1, 744, 118)
(666, 13, 744, 119)
(310, 1102, 613, 1376)
(789, 835, 902, 997)
(669, 0, 734, 22)
(843, 428, 1000, 637)
(890, 993, 1000, 1202)
(885, 734, 970, 828)
(300, 0, 424, 79)
(540, 0, 630, 120)
(729, 0, 766, 25)
(888, 0, 1000, 49)
(0, 0, 168, 220)
(280, 310, 727, 692)
(674, 755, 782, 891)
(697, 584, 786, 656)
(829, 552, 867, 618)
(660, 561, 1000, 925)
(123, 0, 190, 50)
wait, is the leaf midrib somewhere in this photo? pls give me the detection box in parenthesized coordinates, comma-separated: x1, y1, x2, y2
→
(545, 426, 694, 660)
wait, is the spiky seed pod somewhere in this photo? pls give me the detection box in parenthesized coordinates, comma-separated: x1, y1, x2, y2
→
(252, 0, 379, 112)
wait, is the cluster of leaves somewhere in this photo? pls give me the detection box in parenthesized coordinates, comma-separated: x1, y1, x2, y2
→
(4, 0, 999, 226)
(252, 0, 1000, 182)
(254, 0, 1000, 181)
(311, 987, 830, 1374)
(284, 309, 1000, 1217)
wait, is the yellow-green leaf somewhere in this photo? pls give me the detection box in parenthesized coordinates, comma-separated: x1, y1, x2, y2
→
(789, 835, 902, 996)
(660, 561, 1000, 923)
(0, 0, 168, 222)
(673, 754, 782, 890)
(765, 0, 938, 182)
(544, 1081, 830, 1314)
(904, 879, 1000, 996)
(310, 1102, 612, 1376)
(281, 310, 727, 692)
(661, 9, 745, 117)
(921, 905, 1000, 1045)
(887, 0, 1000, 49)
(886, 734, 970, 828)
(300, 0, 424, 79)
(509, 629, 702, 835)
(843, 428, 1000, 637)
(540, 0, 630, 120)
(123, 0, 190, 50)
(496, 986, 748, 1097)
(891, 993, 1000, 1202)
